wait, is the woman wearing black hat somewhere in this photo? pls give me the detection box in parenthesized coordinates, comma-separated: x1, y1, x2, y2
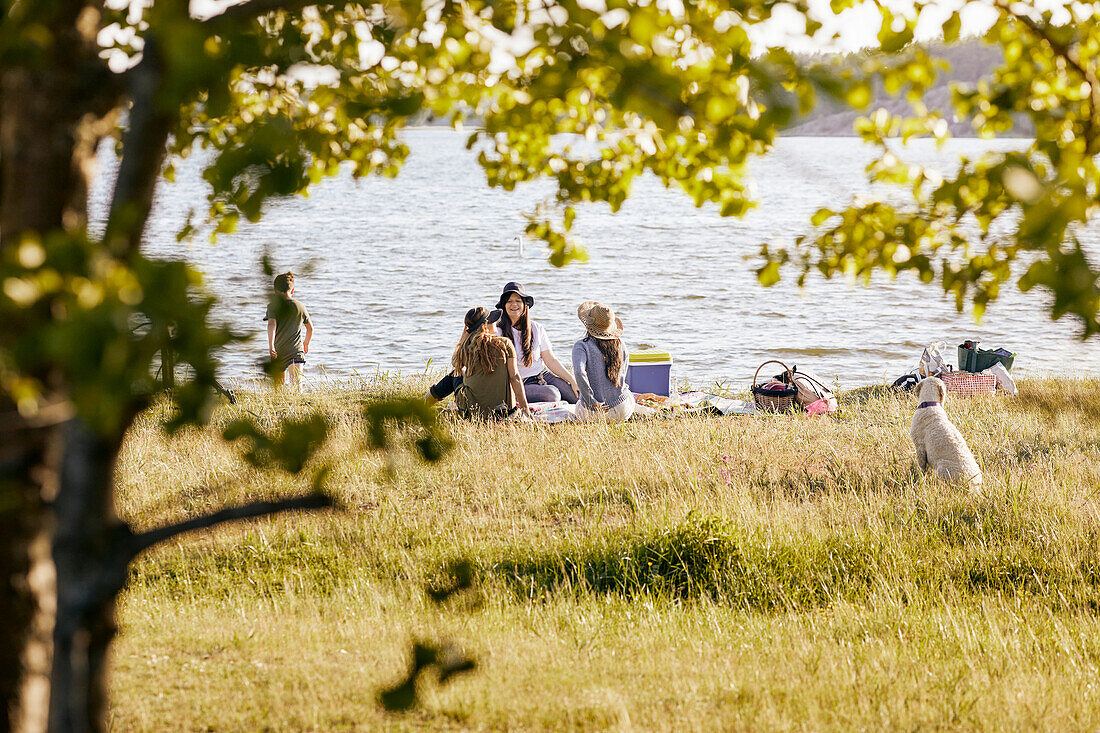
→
(495, 281, 579, 404)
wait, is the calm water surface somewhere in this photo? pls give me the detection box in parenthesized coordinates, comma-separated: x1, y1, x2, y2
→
(90, 130, 1100, 388)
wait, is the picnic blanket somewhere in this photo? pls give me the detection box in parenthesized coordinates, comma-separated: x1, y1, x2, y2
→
(631, 391, 758, 417)
(528, 401, 577, 423)
(523, 393, 758, 423)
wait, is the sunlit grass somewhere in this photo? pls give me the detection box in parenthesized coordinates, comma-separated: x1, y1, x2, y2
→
(109, 376, 1100, 731)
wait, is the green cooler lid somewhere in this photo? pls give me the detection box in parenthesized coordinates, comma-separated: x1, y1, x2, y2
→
(629, 351, 672, 363)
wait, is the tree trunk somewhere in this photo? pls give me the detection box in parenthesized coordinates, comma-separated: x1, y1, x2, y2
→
(0, 69, 84, 245)
(0, 58, 86, 729)
(48, 421, 127, 733)
(0, 61, 80, 724)
(0, 401, 66, 733)
(0, 9, 118, 728)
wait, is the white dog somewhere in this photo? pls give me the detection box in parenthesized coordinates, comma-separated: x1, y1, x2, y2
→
(910, 377, 983, 489)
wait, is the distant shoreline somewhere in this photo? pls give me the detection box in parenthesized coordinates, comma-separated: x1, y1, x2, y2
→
(400, 124, 1032, 140)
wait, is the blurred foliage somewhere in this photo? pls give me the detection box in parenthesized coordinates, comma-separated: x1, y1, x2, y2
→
(363, 397, 453, 462)
(379, 563, 480, 712)
(1, 2, 1096, 372)
(223, 414, 330, 473)
(0, 230, 236, 436)
(109, 0, 871, 264)
(2, 0, 878, 436)
(5, 2, 1099, 724)
(426, 558, 476, 605)
(761, 0, 1100, 336)
(0, 0, 1094, 478)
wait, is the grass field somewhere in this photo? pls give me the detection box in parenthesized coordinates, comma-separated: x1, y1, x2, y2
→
(108, 376, 1100, 731)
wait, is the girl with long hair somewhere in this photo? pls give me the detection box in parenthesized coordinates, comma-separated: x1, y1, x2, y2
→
(495, 281, 580, 404)
(450, 307, 530, 418)
(571, 301, 637, 422)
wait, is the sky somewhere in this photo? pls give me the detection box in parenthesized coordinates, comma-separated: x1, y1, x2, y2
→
(182, 0, 1005, 53)
(105, 0, 1080, 74)
(755, 0, 1000, 52)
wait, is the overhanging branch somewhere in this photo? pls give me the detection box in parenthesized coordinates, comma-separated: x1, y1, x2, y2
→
(996, 1, 1100, 155)
(105, 35, 174, 256)
(128, 492, 334, 557)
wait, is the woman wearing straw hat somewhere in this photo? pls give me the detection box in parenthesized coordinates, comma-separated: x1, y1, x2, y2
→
(495, 281, 580, 405)
(571, 301, 637, 422)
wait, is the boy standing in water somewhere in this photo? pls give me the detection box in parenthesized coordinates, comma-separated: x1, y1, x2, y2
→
(265, 271, 313, 388)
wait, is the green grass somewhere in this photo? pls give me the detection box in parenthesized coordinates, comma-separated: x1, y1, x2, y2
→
(108, 376, 1100, 731)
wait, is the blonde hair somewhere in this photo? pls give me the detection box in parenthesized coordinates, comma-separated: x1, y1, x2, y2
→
(452, 307, 509, 375)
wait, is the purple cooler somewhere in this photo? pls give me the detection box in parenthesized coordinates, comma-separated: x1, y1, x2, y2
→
(626, 351, 673, 396)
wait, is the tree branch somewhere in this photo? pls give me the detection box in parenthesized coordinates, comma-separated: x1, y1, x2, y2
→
(996, 1, 1100, 155)
(105, 35, 175, 257)
(128, 492, 334, 557)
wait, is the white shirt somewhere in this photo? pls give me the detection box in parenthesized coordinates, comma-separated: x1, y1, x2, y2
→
(506, 320, 553, 379)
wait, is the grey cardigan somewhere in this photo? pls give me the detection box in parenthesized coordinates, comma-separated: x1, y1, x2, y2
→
(571, 337, 630, 409)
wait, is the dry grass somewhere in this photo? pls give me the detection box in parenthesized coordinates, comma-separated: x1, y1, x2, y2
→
(108, 375, 1100, 731)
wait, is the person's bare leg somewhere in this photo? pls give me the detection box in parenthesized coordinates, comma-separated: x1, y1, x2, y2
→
(286, 363, 302, 389)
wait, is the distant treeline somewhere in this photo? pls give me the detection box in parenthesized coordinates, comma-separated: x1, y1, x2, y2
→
(783, 37, 1031, 137)
(406, 38, 1026, 137)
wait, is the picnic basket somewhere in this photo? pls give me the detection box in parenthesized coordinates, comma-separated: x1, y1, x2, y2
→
(752, 360, 798, 412)
(941, 371, 996, 396)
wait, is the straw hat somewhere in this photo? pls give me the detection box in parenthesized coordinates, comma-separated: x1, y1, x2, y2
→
(577, 301, 623, 340)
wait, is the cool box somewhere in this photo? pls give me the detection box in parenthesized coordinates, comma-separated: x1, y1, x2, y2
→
(957, 342, 1016, 373)
(626, 351, 673, 396)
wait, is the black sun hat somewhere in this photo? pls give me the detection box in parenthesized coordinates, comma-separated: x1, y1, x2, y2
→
(496, 281, 534, 309)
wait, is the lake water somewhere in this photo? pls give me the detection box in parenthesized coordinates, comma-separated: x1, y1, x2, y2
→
(89, 130, 1100, 389)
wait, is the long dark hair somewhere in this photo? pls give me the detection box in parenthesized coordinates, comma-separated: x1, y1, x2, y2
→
(499, 301, 533, 367)
(452, 307, 507, 374)
(592, 336, 624, 386)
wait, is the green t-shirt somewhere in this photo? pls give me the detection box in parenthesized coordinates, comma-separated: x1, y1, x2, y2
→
(456, 336, 515, 419)
(265, 295, 311, 366)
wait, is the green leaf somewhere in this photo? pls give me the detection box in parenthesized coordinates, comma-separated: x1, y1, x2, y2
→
(757, 261, 781, 287)
(844, 82, 872, 109)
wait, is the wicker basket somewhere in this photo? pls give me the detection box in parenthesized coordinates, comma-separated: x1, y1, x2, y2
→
(941, 370, 996, 396)
(752, 360, 798, 412)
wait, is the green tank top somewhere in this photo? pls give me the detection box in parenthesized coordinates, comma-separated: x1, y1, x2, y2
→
(455, 336, 514, 419)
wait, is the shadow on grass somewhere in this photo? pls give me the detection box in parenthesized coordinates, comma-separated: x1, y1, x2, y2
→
(490, 508, 1100, 612)
(490, 517, 880, 611)
(128, 528, 397, 599)
(767, 461, 923, 499)
(545, 487, 639, 517)
(960, 549, 1100, 611)
(840, 384, 906, 406)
